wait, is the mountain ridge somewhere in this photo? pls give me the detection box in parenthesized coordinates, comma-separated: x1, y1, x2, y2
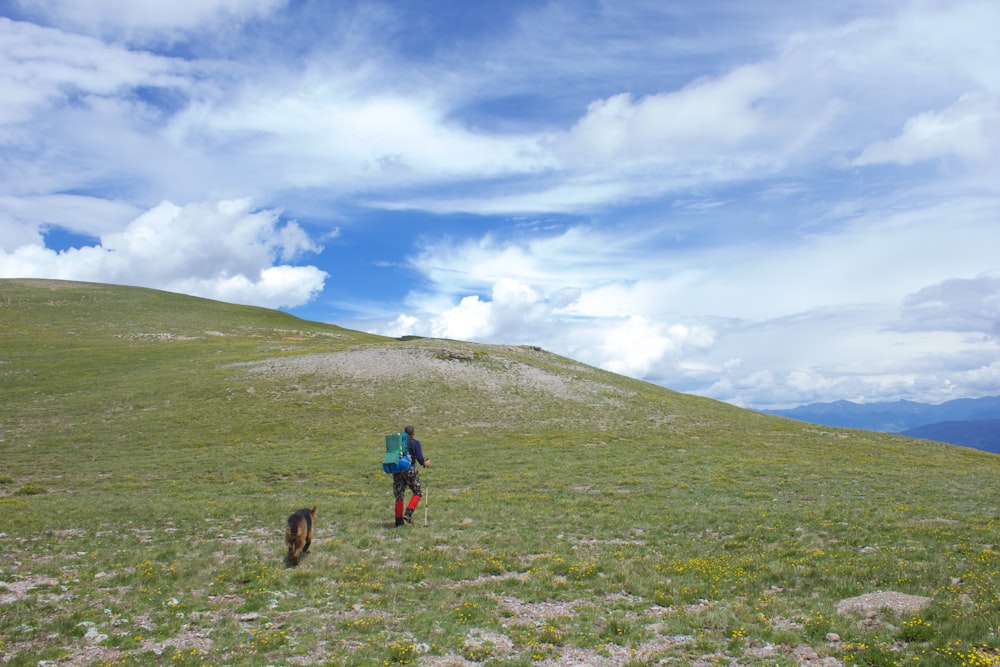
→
(762, 396, 1000, 454)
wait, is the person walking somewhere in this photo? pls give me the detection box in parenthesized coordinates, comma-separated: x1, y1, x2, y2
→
(394, 425, 430, 526)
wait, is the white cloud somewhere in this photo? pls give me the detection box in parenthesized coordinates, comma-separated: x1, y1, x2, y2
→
(381, 313, 420, 338)
(0, 199, 327, 309)
(368, 2, 1000, 216)
(0, 18, 231, 216)
(5, 0, 997, 224)
(425, 278, 545, 341)
(385, 275, 720, 382)
(164, 81, 554, 196)
(0, 194, 142, 251)
(897, 274, 1000, 335)
(430, 295, 494, 340)
(410, 195, 1000, 326)
(411, 226, 670, 302)
(854, 93, 1000, 166)
(599, 316, 682, 377)
(690, 313, 1000, 409)
(171, 265, 326, 310)
(0, 18, 199, 124)
(552, 66, 774, 166)
(13, 0, 286, 34)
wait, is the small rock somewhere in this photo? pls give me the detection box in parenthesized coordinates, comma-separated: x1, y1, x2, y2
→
(83, 626, 108, 643)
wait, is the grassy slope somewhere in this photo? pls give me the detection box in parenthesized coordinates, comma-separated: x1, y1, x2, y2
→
(0, 279, 997, 667)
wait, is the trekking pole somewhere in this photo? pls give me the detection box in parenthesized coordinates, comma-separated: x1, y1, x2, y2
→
(423, 470, 429, 527)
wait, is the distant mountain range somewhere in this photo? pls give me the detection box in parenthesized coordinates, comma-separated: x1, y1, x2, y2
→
(761, 396, 1000, 455)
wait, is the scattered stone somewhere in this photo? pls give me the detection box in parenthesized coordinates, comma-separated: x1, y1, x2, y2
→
(78, 622, 108, 644)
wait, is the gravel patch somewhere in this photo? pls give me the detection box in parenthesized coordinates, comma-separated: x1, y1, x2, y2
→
(835, 590, 932, 616)
(0, 576, 60, 604)
(237, 345, 626, 404)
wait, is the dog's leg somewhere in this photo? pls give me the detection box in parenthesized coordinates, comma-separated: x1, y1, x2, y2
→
(303, 509, 315, 554)
(285, 526, 295, 564)
(286, 520, 303, 565)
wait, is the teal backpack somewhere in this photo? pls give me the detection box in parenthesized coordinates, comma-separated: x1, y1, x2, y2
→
(382, 432, 412, 474)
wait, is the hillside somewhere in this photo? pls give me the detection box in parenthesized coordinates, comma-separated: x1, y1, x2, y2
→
(1, 279, 998, 667)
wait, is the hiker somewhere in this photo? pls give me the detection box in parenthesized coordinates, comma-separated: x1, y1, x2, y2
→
(393, 425, 430, 526)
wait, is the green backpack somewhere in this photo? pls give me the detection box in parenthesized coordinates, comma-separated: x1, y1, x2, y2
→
(382, 432, 412, 474)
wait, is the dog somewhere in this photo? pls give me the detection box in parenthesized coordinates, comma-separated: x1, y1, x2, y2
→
(284, 506, 316, 565)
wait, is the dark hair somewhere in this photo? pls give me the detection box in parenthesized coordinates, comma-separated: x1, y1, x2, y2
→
(404, 425, 414, 436)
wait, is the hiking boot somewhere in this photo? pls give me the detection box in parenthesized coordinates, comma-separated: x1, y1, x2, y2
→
(395, 517, 405, 527)
(403, 508, 414, 523)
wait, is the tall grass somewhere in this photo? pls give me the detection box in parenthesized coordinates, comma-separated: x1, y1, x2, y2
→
(1, 279, 998, 666)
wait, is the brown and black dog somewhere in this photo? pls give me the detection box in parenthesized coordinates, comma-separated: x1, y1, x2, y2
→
(284, 506, 316, 565)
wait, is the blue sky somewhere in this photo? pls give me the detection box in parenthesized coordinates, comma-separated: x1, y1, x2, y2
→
(2, 0, 999, 409)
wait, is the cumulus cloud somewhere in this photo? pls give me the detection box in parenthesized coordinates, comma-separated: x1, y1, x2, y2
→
(598, 316, 709, 377)
(416, 278, 547, 341)
(430, 295, 494, 340)
(0, 199, 327, 309)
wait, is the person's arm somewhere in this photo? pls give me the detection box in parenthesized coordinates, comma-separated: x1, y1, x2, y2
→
(410, 438, 429, 467)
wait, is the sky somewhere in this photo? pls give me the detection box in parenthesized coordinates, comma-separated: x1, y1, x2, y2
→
(1, 0, 999, 410)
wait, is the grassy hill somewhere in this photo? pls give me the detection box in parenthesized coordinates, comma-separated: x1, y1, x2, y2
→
(1, 278, 997, 667)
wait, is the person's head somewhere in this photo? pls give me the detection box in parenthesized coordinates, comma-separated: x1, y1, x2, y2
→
(404, 425, 414, 436)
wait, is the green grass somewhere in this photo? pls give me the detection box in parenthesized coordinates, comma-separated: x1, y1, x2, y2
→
(1, 278, 998, 666)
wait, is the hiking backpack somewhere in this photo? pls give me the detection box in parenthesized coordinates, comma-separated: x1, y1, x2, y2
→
(382, 431, 412, 474)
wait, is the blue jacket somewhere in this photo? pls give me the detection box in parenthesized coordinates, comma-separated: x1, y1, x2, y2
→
(407, 437, 426, 467)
